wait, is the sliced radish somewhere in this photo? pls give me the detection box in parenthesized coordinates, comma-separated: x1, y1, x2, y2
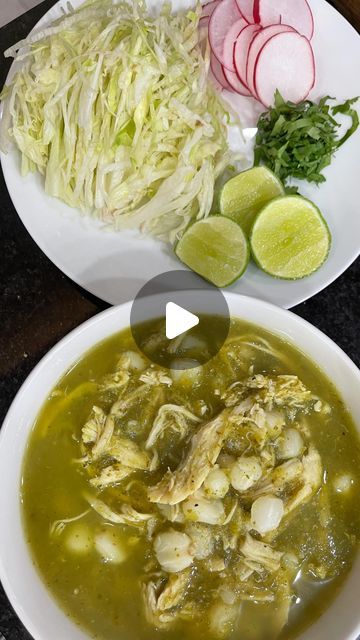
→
(199, 15, 209, 26)
(210, 53, 234, 91)
(222, 18, 248, 71)
(235, 0, 254, 23)
(201, 0, 221, 18)
(223, 66, 252, 96)
(246, 24, 295, 98)
(256, 0, 314, 40)
(254, 31, 315, 107)
(200, 0, 221, 24)
(208, 0, 242, 67)
(234, 24, 261, 88)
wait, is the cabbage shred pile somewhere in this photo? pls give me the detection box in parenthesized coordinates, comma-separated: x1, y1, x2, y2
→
(0, 0, 230, 242)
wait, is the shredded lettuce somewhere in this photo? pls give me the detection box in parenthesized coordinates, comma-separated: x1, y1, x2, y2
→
(0, 0, 230, 242)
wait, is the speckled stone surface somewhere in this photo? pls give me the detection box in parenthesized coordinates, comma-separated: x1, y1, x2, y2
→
(0, 1, 359, 638)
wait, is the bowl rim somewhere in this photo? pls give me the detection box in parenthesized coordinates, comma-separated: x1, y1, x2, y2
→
(1, 292, 360, 640)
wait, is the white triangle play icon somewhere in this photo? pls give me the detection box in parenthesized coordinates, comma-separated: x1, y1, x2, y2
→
(166, 302, 199, 340)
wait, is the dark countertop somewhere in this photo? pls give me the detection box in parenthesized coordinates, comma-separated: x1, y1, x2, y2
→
(0, 1, 359, 638)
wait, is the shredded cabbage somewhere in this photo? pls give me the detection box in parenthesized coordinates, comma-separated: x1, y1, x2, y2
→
(0, 0, 230, 242)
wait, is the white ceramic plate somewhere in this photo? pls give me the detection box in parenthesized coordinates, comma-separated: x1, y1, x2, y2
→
(1, 0, 360, 308)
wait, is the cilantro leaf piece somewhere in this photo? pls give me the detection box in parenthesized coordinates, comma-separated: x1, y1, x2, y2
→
(254, 93, 359, 186)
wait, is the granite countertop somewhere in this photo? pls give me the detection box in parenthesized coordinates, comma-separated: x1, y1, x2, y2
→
(0, 1, 359, 638)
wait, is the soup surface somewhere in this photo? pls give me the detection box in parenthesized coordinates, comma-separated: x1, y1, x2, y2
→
(22, 318, 360, 640)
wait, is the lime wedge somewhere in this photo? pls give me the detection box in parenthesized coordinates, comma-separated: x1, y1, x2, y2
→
(250, 196, 331, 280)
(220, 166, 285, 235)
(175, 216, 250, 287)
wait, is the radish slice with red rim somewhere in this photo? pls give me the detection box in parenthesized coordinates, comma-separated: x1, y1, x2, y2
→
(256, 0, 314, 39)
(222, 17, 248, 71)
(208, 0, 242, 67)
(210, 53, 234, 91)
(199, 15, 210, 25)
(246, 24, 295, 98)
(223, 66, 252, 96)
(234, 0, 255, 23)
(253, 0, 260, 23)
(201, 0, 221, 21)
(254, 31, 315, 107)
(234, 23, 262, 88)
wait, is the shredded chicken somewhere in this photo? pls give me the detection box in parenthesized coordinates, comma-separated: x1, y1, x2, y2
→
(90, 463, 134, 488)
(142, 581, 175, 629)
(148, 410, 231, 505)
(149, 448, 160, 472)
(157, 569, 192, 611)
(235, 558, 264, 582)
(284, 445, 322, 515)
(109, 384, 150, 418)
(91, 415, 116, 458)
(85, 494, 153, 528)
(105, 437, 150, 469)
(140, 368, 173, 387)
(302, 444, 323, 489)
(250, 459, 304, 498)
(50, 509, 90, 537)
(224, 334, 294, 370)
(240, 534, 283, 572)
(224, 374, 315, 414)
(82, 406, 107, 445)
(225, 394, 286, 453)
(145, 404, 201, 449)
(142, 569, 192, 629)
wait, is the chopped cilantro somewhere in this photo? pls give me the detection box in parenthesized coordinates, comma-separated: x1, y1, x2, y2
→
(254, 91, 359, 187)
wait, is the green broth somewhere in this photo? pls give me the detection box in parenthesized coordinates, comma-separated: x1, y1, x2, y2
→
(22, 318, 360, 640)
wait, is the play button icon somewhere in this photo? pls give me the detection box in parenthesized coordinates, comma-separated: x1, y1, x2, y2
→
(165, 303, 199, 340)
(130, 270, 230, 369)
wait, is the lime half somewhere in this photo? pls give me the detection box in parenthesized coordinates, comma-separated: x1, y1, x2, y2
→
(175, 216, 250, 287)
(220, 166, 285, 235)
(250, 196, 331, 280)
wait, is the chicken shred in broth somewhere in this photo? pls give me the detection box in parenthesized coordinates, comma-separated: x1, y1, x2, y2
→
(22, 318, 360, 640)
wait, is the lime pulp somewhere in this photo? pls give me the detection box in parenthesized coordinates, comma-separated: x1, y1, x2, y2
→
(220, 166, 285, 235)
(175, 216, 250, 288)
(250, 195, 331, 280)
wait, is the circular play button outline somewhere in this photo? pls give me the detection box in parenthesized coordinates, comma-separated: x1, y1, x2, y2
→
(130, 270, 230, 370)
